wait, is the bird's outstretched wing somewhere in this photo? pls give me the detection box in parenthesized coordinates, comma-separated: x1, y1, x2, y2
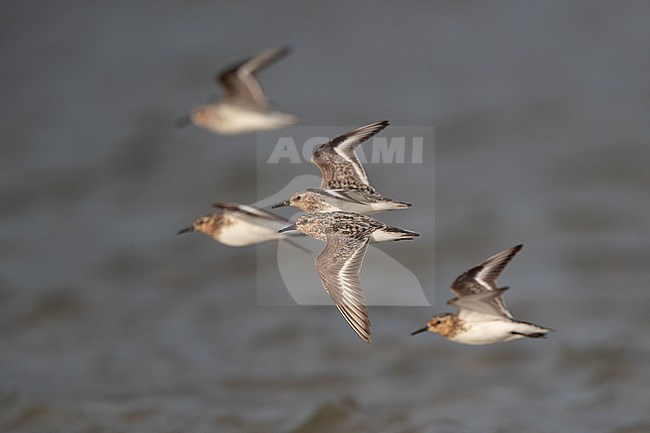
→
(218, 46, 290, 107)
(315, 233, 372, 343)
(450, 245, 523, 318)
(311, 121, 389, 191)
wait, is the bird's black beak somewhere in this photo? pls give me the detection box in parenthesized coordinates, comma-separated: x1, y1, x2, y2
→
(278, 224, 297, 234)
(177, 226, 194, 235)
(175, 115, 192, 128)
(410, 327, 428, 336)
(271, 200, 290, 209)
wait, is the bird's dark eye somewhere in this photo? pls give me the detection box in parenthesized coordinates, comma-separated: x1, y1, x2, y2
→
(295, 195, 301, 200)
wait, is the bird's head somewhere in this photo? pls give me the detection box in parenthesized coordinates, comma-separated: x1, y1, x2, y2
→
(177, 214, 224, 237)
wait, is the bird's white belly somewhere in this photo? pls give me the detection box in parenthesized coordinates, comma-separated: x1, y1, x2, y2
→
(217, 220, 284, 246)
(213, 104, 295, 134)
(322, 198, 373, 214)
(318, 195, 404, 215)
(450, 320, 525, 345)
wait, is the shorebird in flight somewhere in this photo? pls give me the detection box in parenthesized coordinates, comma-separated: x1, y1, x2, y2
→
(178, 202, 307, 252)
(178, 47, 298, 135)
(272, 121, 411, 214)
(279, 211, 419, 343)
(411, 245, 551, 345)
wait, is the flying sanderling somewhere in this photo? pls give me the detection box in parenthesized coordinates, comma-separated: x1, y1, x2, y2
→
(279, 211, 419, 343)
(411, 244, 551, 345)
(178, 202, 307, 251)
(272, 121, 411, 214)
(177, 47, 298, 135)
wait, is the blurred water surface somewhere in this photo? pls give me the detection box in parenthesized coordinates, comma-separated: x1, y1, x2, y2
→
(1, 1, 649, 432)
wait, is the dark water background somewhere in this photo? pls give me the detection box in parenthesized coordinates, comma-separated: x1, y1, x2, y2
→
(1, 2, 649, 432)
